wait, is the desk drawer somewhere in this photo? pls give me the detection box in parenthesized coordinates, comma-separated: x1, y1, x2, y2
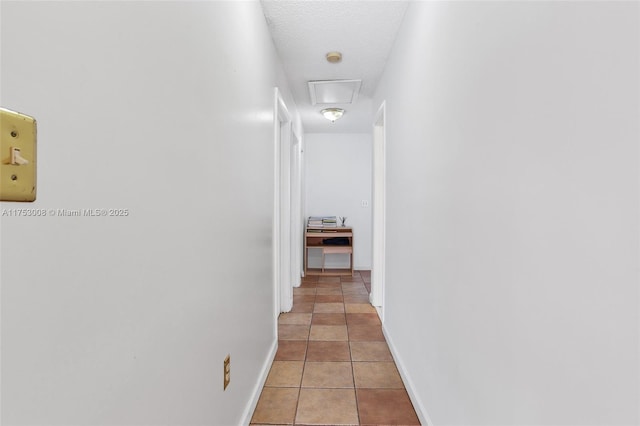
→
(306, 232, 353, 238)
(322, 246, 353, 254)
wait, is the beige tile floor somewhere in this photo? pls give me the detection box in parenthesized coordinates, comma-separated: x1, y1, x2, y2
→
(250, 271, 420, 426)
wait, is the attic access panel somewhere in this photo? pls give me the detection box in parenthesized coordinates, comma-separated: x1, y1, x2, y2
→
(308, 80, 362, 105)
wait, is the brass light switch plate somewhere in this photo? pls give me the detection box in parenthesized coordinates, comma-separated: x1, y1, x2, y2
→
(1, 108, 37, 201)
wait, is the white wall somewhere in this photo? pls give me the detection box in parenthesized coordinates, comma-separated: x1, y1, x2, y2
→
(0, 2, 298, 424)
(305, 133, 372, 270)
(375, 2, 639, 425)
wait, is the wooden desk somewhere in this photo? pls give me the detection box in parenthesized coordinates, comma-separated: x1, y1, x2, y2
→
(304, 227, 353, 276)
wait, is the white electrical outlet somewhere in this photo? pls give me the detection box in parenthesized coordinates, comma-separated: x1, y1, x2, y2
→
(224, 355, 230, 390)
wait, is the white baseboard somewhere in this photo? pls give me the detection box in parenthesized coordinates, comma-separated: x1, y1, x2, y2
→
(240, 339, 278, 425)
(354, 264, 372, 271)
(382, 324, 434, 426)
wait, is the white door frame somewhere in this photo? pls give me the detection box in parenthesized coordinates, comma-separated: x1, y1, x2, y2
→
(274, 88, 293, 317)
(300, 134, 307, 277)
(371, 101, 386, 320)
(290, 131, 303, 287)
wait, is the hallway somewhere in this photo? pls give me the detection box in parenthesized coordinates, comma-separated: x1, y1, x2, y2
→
(1, 2, 638, 425)
(250, 272, 419, 425)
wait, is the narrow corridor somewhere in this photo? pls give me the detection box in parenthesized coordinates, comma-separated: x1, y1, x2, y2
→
(250, 271, 420, 425)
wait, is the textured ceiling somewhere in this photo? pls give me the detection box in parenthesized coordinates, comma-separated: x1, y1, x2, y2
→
(260, 1, 409, 133)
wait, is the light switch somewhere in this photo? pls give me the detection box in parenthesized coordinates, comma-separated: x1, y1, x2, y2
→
(1, 108, 37, 202)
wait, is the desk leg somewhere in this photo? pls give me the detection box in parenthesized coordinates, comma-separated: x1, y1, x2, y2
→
(350, 252, 354, 276)
(321, 249, 325, 273)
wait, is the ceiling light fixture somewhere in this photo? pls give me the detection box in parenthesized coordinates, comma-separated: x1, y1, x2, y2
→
(321, 108, 345, 122)
(326, 52, 342, 63)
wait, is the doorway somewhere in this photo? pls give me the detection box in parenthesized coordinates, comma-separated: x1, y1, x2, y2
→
(274, 88, 293, 316)
(371, 101, 386, 319)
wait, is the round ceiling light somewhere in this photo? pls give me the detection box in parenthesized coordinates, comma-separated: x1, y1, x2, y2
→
(326, 52, 342, 63)
(321, 108, 345, 122)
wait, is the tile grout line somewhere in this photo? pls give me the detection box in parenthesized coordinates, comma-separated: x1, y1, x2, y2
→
(291, 324, 309, 426)
(344, 273, 362, 426)
(292, 287, 311, 426)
